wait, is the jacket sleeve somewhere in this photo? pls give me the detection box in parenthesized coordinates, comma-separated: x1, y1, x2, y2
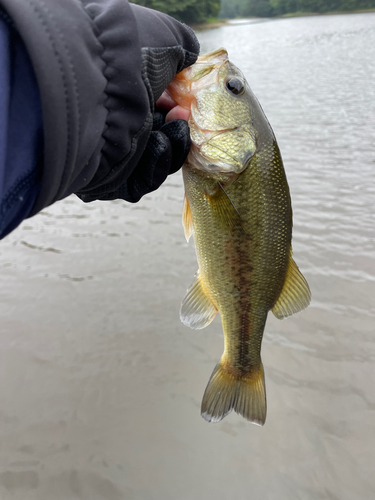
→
(0, 12, 43, 239)
(0, 0, 199, 220)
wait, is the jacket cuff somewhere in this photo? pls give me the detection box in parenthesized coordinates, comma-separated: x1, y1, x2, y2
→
(0, 0, 150, 215)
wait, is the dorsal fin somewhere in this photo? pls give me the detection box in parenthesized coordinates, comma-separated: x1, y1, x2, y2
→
(272, 255, 311, 319)
(182, 193, 194, 242)
(180, 271, 218, 329)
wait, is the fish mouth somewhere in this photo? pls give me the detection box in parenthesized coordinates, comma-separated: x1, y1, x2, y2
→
(194, 48, 229, 77)
(196, 48, 229, 65)
(166, 48, 230, 107)
(188, 119, 255, 176)
(203, 127, 237, 136)
(188, 146, 243, 176)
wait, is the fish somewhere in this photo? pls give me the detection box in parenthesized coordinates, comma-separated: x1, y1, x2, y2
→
(167, 48, 311, 425)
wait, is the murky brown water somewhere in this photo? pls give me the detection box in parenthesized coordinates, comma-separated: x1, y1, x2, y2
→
(1, 12, 374, 500)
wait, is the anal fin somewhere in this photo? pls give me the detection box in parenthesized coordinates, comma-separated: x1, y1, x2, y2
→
(272, 255, 311, 319)
(180, 271, 217, 329)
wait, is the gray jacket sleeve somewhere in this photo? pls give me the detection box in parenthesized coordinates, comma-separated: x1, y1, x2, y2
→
(0, 0, 199, 215)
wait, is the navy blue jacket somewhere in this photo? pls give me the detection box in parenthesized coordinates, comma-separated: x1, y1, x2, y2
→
(0, 0, 199, 239)
(0, 13, 43, 237)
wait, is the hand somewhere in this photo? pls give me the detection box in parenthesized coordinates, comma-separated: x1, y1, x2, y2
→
(117, 89, 192, 202)
(78, 4, 199, 203)
(1, 0, 200, 216)
(156, 92, 191, 123)
(116, 5, 199, 203)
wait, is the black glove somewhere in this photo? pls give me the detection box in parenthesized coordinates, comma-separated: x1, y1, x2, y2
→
(0, 0, 199, 215)
(76, 3, 199, 203)
(116, 117, 191, 202)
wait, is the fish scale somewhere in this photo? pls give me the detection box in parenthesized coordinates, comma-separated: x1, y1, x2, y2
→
(168, 48, 311, 424)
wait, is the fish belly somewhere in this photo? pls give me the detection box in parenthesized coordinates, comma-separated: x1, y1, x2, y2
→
(182, 143, 292, 424)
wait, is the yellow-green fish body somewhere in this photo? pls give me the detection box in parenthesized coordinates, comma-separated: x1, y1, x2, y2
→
(168, 49, 311, 424)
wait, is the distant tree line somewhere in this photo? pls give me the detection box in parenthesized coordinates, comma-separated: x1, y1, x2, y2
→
(219, 0, 375, 18)
(132, 0, 375, 22)
(131, 0, 221, 23)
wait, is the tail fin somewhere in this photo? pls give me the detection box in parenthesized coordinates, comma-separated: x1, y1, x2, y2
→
(201, 360, 266, 425)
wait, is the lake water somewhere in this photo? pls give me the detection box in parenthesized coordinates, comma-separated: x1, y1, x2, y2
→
(0, 12, 374, 500)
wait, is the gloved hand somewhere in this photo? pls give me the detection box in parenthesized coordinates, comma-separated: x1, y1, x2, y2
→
(0, 0, 199, 215)
(77, 4, 200, 203)
(117, 115, 191, 202)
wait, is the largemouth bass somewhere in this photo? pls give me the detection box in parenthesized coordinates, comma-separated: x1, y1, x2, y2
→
(168, 48, 311, 425)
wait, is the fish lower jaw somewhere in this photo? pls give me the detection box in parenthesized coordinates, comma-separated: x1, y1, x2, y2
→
(186, 147, 240, 177)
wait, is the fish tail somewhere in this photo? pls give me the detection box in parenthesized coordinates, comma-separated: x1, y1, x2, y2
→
(201, 360, 266, 425)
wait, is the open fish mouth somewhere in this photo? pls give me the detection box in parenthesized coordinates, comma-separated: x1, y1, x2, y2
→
(166, 48, 229, 105)
(172, 47, 311, 424)
(195, 47, 229, 65)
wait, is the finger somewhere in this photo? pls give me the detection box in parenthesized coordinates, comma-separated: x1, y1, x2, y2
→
(165, 106, 190, 123)
(156, 92, 178, 111)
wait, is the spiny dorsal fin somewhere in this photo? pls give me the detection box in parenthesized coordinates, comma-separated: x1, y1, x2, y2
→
(205, 182, 243, 232)
(182, 193, 193, 242)
(272, 255, 311, 319)
(180, 271, 217, 329)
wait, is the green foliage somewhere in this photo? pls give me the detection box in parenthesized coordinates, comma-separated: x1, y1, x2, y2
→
(219, 0, 375, 18)
(132, 0, 221, 23)
(270, 0, 375, 14)
(219, 0, 253, 18)
(247, 0, 275, 16)
(133, 0, 375, 23)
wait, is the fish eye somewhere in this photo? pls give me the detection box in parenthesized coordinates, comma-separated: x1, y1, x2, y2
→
(226, 77, 245, 96)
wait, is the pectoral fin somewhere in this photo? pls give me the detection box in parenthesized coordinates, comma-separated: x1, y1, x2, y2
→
(182, 193, 193, 242)
(272, 256, 311, 319)
(180, 271, 218, 329)
(206, 182, 243, 232)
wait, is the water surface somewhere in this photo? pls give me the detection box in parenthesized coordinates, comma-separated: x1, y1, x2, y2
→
(0, 12, 374, 500)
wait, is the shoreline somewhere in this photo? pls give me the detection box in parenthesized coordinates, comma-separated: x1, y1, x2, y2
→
(189, 20, 227, 31)
(279, 7, 375, 18)
(189, 8, 375, 30)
